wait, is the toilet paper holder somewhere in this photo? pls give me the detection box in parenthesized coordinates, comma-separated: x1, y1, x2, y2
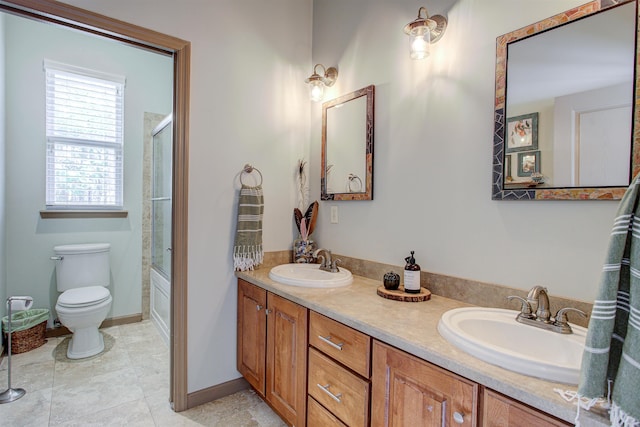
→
(0, 296, 34, 404)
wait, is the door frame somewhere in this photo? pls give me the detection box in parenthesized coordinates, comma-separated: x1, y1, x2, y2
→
(0, 0, 190, 411)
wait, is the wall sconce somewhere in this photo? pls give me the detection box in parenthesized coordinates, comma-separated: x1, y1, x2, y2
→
(305, 64, 338, 102)
(403, 7, 447, 60)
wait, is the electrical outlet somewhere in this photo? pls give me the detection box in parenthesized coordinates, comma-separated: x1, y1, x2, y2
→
(330, 206, 339, 224)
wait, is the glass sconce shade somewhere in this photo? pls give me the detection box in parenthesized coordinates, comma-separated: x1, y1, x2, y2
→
(408, 27, 431, 60)
(309, 80, 325, 102)
(404, 7, 447, 60)
(305, 64, 338, 102)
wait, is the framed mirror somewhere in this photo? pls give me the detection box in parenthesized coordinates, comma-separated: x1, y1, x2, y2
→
(492, 0, 639, 200)
(321, 85, 375, 201)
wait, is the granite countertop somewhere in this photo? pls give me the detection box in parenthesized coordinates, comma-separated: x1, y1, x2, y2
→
(236, 269, 609, 427)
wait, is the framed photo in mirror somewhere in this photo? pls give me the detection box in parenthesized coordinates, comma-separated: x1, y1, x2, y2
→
(517, 151, 540, 177)
(491, 0, 637, 200)
(507, 113, 538, 153)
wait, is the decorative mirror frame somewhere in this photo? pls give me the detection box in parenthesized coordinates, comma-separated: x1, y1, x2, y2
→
(492, 0, 639, 200)
(321, 85, 375, 200)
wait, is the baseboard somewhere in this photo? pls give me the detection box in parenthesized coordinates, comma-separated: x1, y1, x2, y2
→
(45, 313, 143, 338)
(186, 377, 250, 409)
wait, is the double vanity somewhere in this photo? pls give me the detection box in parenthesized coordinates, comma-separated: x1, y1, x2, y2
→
(236, 263, 608, 427)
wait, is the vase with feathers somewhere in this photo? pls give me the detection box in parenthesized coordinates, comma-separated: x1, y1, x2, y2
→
(293, 201, 318, 263)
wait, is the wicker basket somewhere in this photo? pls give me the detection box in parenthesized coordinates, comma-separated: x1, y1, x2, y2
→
(4, 320, 47, 354)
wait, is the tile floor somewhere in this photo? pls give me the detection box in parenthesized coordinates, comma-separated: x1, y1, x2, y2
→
(0, 320, 285, 426)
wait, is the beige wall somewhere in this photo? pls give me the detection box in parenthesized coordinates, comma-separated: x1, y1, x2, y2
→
(57, 0, 628, 395)
(309, 0, 616, 303)
(59, 0, 313, 393)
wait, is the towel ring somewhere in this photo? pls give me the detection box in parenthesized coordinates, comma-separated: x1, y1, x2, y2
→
(347, 174, 362, 192)
(240, 164, 263, 186)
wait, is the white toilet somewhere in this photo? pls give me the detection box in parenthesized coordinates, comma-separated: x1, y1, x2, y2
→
(53, 243, 113, 359)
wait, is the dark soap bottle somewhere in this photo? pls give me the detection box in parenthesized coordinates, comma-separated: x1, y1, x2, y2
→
(404, 251, 421, 294)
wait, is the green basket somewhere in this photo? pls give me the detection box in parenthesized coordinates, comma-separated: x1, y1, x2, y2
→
(2, 308, 50, 333)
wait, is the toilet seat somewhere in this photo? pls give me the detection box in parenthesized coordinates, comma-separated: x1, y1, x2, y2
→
(57, 286, 110, 308)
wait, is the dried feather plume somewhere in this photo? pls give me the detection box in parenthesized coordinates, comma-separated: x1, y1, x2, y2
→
(294, 201, 318, 240)
(297, 159, 308, 212)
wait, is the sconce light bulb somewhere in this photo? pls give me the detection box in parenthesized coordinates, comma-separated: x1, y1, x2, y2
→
(410, 34, 430, 60)
(309, 81, 325, 102)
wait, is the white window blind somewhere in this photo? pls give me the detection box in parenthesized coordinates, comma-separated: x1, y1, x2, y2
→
(45, 60, 125, 209)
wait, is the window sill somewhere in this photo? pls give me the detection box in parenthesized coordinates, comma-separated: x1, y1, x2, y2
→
(40, 210, 128, 219)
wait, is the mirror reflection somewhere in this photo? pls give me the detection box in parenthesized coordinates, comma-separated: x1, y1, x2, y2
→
(321, 85, 375, 201)
(493, 0, 638, 200)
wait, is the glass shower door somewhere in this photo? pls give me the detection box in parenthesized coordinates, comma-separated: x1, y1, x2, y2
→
(152, 115, 172, 278)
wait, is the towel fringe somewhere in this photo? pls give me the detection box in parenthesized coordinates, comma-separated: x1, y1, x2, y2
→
(555, 389, 607, 409)
(233, 245, 264, 271)
(554, 389, 609, 427)
(611, 403, 640, 427)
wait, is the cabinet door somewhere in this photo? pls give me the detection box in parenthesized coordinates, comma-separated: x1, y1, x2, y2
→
(237, 279, 267, 396)
(482, 389, 571, 427)
(372, 340, 479, 427)
(266, 292, 308, 427)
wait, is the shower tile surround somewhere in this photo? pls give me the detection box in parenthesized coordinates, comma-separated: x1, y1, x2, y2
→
(0, 320, 284, 426)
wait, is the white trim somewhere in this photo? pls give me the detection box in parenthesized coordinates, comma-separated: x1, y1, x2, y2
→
(43, 59, 126, 85)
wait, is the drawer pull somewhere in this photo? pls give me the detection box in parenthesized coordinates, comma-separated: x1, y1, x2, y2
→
(256, 304, 263, 311)
(318, 335, 344, 351)
(317, 383, 342, 403)
(453, 411, 465, 424)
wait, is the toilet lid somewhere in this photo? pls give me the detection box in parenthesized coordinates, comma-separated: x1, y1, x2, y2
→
(58, 286, 111, 308)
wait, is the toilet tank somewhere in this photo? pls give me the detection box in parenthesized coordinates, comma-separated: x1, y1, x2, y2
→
(54, 243, 111, 291)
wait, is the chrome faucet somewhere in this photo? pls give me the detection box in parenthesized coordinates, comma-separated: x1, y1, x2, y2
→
(508, 285, 587, 334)
(526, 285, 551, 323)
(313, 248, 341, 273)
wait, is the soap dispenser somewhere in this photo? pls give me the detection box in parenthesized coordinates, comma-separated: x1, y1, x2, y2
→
(404, 251, 421, 294)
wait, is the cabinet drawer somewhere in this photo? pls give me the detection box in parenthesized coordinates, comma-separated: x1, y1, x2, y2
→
(308, 348, 370, 427)
(307, 396, 347, 427)
(309, 311, 371, 378)
(483, 389, 571, 427)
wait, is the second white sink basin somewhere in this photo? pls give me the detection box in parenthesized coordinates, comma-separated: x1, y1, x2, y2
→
(437, 307, 586, 385)
(269, 263, 353, 288)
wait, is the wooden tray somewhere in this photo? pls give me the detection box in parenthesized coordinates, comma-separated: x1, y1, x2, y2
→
(377, 285, 431, 302)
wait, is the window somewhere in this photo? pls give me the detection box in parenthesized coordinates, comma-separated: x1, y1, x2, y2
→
(44, 60, 125, 209)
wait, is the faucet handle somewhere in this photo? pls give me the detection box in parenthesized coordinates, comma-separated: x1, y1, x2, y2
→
(331, 259, 342, 273)
(507, 295, 534, 318)
(553, 307, 587, 334)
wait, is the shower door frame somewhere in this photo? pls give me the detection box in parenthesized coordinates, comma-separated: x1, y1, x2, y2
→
(0, 0, 191, 412)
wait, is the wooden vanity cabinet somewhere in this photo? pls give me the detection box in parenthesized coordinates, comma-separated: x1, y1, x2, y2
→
(238, 279, 576, 427)
(482, 389, 571, 427)
(372, 340, 479, 427)
(308, 311, 372, 427)
(237, 279, 308, 427)
(237, 279, 267, 394)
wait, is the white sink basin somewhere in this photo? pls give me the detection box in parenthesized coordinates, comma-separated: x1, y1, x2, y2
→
(269, 263, 353, 288)
(437, 307, 586, 384)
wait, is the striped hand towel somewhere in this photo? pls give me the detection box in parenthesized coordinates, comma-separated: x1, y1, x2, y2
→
(233, 184, 264, 271)
(577, 174, 640, 426)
